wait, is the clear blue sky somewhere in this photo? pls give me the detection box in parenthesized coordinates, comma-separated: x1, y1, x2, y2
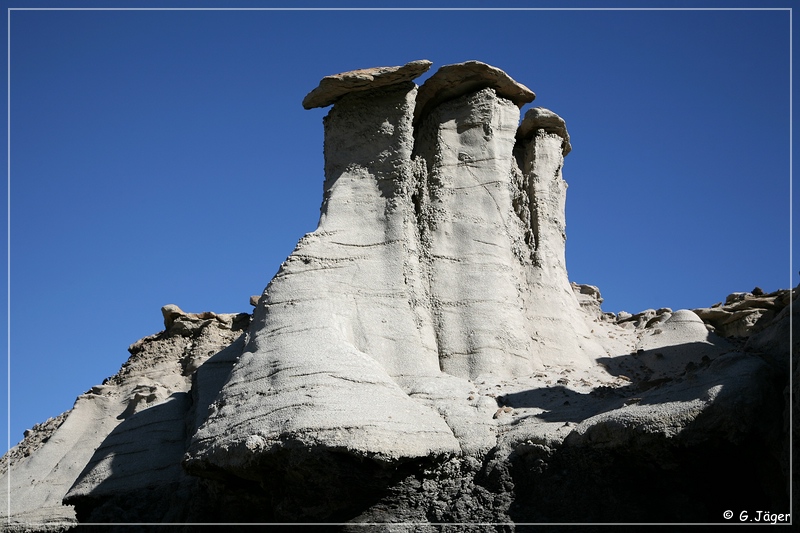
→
(2, 1, 796, 451)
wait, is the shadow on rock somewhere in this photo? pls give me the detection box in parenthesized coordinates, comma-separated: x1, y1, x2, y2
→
(503, 341, 788, 523)
(62, 391, 197, 523)
(63, 336, 251, 524)
(501, 340, 739, 425)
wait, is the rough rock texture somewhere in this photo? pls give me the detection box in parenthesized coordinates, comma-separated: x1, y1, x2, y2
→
(512, 106, 607, 370)
(693, 288, 794, 338)
(184, 82, 468, 498)
(302, 59, 432, 110)
(517, 106, 572, 156)
(414, 60, 535, 126)
(413, 87, 534, 378)
(572, 282, 604, 319)
(2, 61, 792, 529)
(1, 307, 249, 529)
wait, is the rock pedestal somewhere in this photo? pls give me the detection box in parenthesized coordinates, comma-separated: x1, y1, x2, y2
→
(515, 107, 606, 368)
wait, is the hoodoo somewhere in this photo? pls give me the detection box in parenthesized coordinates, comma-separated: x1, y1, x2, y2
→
(2, 60, 792, 529)
(186, 60, 607, 483)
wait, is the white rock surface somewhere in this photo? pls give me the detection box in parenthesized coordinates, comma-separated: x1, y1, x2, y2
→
(414, 60, 535, 126)
(3, 60, 790, 526)
(185, 61, 762, 482)
(633, 309, 732, 379)
(1, 308, 247, 529)
(414, 87, 535, 379)
(514, 107, 608, 369)
(185, 82, 463, 480)
(186, 65, 615, 476)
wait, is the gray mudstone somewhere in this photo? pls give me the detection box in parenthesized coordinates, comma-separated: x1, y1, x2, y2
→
(184, 83, 466, 502)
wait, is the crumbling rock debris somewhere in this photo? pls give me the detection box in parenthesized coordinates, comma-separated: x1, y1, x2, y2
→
(2, 304, 249, 530)
(1, 412, 70, 472)
(572, 282, 604, 319)
(2, 60, 791, 529)
(693, 288, 795, 338)
(160, 303, 249, 333)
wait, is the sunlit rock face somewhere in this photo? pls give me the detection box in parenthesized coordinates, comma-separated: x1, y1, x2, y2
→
(178, 60, 790, 521)
(184, 61, 601, 483)
(413, 87, 534, 379)
(514, 107, 608, 370)
(184, 81, 463, 484)
(2, 60, 791, 528)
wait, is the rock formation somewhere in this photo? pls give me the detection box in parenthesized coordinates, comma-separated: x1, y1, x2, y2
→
(1, 307, 250, 528)
(2, 60, 793, 530)
(693, 288, 793, 338)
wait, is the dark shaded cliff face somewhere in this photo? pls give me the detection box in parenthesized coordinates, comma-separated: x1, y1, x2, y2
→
(2, 61, 793, 530)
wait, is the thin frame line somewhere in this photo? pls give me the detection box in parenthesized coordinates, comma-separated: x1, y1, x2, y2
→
(788, 6, 794, 521)
(5, 6, 9, 527)
(3, 4, 794, 529)
(27, 521, 794, 526)
(4, 7, 794, 11)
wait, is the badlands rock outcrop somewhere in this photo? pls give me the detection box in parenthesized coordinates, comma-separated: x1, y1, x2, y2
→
(2, 60, 793, 530)
(2, 307, 250, 528)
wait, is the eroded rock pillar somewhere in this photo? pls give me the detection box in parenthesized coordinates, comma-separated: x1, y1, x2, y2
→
(184, 63, 460, 489)
(516, 108, 602, 368)
(415, 87, 535, 380)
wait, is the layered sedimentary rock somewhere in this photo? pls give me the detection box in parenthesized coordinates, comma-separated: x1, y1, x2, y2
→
(693, 288, 794, 338)
(515, 107, 607, 368)
(302, 59, 432, 109)
(2, 60, 792, 529)
(184, 80, 464, 487)
(184, 61, 604, 486)
(1, 307, 249, 528)
(413, 60, 535, 125)
(414, 86, 536, 378)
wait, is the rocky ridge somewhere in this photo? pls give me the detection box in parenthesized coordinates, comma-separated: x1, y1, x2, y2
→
(1, 60, 793, 530)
